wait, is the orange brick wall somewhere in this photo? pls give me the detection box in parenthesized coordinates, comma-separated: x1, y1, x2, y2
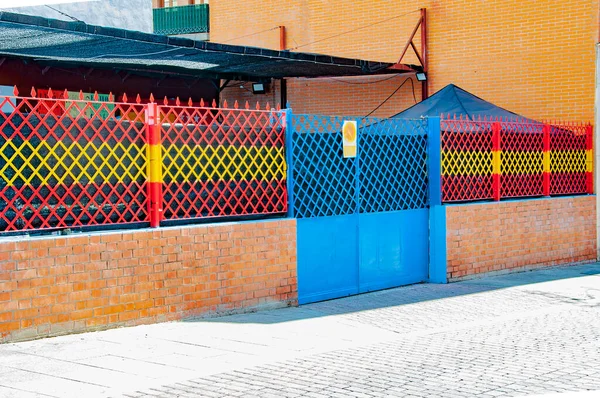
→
(286, 75, 422, 117)
(219, 75, 422, 118)
(446, 196, 597, 281)
(0, 219, 297, 343)
(211, 0, 599, 121)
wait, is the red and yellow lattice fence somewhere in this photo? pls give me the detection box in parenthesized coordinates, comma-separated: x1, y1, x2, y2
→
(158, 100, 287, 223)
(0, 88, 148, 232)
(441, 116, 593, 203)
(0, 89, 287, 233)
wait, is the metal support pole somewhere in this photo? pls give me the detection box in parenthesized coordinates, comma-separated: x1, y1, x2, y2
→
(427, 116, 446, 283)
(587, 124, 594, 194)
(543, 124, 551, 196)
(492, 121, 501, 201)
(279, 26, 286, 51)
(145, 103, 163, 228)
(284, 108, 295, 218)
(420, 8, 428, 101)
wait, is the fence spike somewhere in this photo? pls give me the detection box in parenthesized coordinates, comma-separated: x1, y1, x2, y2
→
(234, 100, 239, 109)
(163, 96, 169, 106)
(31, 87, 37, 98)
(149, 93, 155, 103)
(108, 92, 114, 102)
(188, 97, 193, 107)
(245, 100, 250, 110)
(266, 101, 271, 110)
(200, 98, 205, 107)
(223, 100, 228, 108)
(256, 101, 260, 110)
(176, 97, 181, 106)
(136, 94, 141, 104)
(12, 86, 18, 96)
(63, 89, 68, 99)
(47, 88, 53, 99)
(122, 93, 128, 103)
(92, 91, 98, 101)
(211, 99, 216, 108)
(276, 103, 281, 111)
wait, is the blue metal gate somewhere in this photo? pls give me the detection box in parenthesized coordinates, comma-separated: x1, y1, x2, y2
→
(288, 114, 430, 304)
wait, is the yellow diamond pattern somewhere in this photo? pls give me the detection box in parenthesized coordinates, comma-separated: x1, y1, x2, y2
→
(551, 150, 586, 173)
(162, 144, 286, 182)
(0, 139, 146, 186)
(501, 151, 543, 174)
(442, 150, 493, 176)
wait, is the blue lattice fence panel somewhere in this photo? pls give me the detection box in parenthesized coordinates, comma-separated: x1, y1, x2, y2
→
(291, 114, 357, 218)
(360, 118, 428, 213)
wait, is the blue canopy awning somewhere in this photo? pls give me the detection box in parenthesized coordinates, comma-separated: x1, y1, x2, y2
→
(393, 84, 536, 122)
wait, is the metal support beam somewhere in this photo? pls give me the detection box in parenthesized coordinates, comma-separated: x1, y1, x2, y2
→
(184, 77, 200, 89)
(280, 78, 287, 108)
(397, 17, 422, 66)
(420, 8, 428, 100)
(121, 72, 131, 83)
(219, 79, 231, 91)
(279, 26, 286, 51)
(156, 75, 167, 87)
(84, 67, 95, 79)
(390, 8, 428, 100)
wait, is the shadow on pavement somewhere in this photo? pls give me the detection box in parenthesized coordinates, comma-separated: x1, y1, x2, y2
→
(183, 262, 600, 325)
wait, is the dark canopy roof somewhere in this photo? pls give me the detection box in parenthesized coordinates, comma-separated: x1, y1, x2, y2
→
(393, 84, 535, 121)
(0, 12, 397, 81)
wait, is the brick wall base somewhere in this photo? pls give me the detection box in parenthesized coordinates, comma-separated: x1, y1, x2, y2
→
(0, 219, 297, 343)
(446, 196, 597, 281)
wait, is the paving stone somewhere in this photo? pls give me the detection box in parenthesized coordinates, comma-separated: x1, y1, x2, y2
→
(5, 263, 600, 397)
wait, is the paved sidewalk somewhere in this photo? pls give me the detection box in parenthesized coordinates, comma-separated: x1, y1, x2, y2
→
(0, 263, 599, 397)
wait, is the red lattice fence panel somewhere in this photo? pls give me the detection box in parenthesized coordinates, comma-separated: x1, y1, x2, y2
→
(441, 115, 592, 203)
(500, 120, 544, 198)
(550, 122, 589, 195)
(441, 116, 494, 202)
(0, 89, 147, 233)
(159, 100, 287, 221)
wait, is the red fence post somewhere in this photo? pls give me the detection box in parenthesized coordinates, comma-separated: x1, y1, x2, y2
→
(586, 124, 594, 194)
(146, 103, 163, 228)
(543, 124, 551, 196)
(492, 121, 501, 201)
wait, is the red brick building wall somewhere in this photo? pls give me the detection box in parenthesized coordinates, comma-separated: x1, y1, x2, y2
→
(446, 196, 597, 281)
(212, 0, 599, 121)
(0, 219, 297, 343)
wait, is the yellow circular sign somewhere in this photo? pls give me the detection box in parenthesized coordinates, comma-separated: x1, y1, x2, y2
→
(343, 122, 357, 143)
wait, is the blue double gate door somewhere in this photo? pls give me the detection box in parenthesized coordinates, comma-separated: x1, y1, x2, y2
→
(289, 115, 431, 304)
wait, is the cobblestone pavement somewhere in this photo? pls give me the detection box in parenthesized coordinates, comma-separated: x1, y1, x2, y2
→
(1, 263, 599, 397)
